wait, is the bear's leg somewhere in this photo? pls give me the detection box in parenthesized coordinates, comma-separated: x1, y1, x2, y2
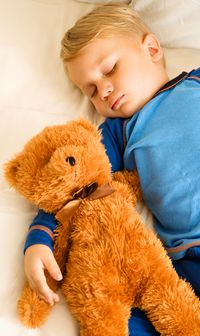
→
(138, 251, 200, 335)
(69, 297, 130, 336)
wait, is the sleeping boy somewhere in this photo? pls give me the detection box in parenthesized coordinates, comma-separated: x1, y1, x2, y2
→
(23, 4, 200, 335)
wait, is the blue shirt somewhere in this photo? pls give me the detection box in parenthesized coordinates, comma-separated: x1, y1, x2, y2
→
(124, 68, 200, 259)
(25, 68, 200, 260)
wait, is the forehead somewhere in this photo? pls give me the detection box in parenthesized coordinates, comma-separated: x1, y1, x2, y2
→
(67, 34, 137, 85)
(67, 37, 117, 71)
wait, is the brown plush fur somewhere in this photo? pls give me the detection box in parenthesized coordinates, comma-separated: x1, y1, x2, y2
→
(5, 119, 200, 335)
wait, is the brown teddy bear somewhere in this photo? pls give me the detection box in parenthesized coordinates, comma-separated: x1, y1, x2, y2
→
(5, 119, 200, 335)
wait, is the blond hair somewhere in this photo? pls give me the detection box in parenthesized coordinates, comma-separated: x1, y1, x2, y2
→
(60, 4, 151, 63)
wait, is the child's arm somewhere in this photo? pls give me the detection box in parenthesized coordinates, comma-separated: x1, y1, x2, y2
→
(24, 210, 57, 253)
(24, 117, 127, 304)
(99, 117, 126, 172)
(24, 210, 62, 305)
(24, 244, 62, 305)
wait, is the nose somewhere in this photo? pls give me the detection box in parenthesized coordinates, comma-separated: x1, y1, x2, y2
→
(98, 79, 113, 101)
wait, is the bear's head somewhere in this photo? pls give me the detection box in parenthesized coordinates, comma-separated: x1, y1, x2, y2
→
(5, 119, 112, 213)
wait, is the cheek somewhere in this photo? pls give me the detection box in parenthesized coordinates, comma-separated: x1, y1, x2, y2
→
(116, 69, 135, 92)
(92, 99, 107, 116)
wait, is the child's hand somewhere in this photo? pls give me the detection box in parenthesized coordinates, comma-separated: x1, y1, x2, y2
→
(24, 244, 63, 305)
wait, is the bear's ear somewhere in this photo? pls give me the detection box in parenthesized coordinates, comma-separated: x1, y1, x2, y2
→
(4, 147, 42, 199)
(4, 154, 22, 187)
(76, 119, 101, 139)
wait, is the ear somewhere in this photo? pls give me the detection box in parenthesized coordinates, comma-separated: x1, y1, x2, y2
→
(75, 118, 101, 140)
(4, 156, 21, 187)
(76, 119, 98, 134)
(4, 127, 54, 194)
(142, 33, 163, 63)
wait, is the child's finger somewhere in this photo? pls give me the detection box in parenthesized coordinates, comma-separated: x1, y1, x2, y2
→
(29, 279, 59, 305)
(38, 292, 59, 306)
(38, 289, 59, 306)
(44, 253, 63, 281)
(50, 290, 60, 304)
(30, 268, 54, 304)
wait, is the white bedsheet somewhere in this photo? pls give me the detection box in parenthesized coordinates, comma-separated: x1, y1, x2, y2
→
(0, 1, 200, 335)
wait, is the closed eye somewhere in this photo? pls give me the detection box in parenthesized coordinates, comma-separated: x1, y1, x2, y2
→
(105, 63, 116, 76)
(90, 64, 116, 98)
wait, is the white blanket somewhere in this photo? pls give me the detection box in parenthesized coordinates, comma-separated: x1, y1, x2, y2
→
(0, 1, 200, 335)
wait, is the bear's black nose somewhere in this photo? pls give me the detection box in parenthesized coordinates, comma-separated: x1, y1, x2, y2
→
(66, 156, 76, 166)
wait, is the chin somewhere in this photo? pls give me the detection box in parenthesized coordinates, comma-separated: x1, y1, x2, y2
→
(118, 107, 136, 118)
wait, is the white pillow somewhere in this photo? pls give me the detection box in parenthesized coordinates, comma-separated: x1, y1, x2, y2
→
(74, 0, 130, 4)
(164, 47, 200, 79)
(130, 0, 200, 49)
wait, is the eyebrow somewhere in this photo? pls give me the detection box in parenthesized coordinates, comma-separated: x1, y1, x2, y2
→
(82, 55, 116, 92)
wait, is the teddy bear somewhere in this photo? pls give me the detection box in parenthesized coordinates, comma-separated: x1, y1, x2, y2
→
(4, 119, 200, 335)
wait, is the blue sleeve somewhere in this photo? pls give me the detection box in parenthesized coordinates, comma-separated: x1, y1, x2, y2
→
(24, 209, 58, 253)
(189, 67, 200, 78)
(99, 117, 127, 172)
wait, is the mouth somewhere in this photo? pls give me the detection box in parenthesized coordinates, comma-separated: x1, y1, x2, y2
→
(111, 94, 125, 110)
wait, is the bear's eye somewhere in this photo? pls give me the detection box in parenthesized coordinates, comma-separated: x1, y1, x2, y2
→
(66, 156, 76, 166)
